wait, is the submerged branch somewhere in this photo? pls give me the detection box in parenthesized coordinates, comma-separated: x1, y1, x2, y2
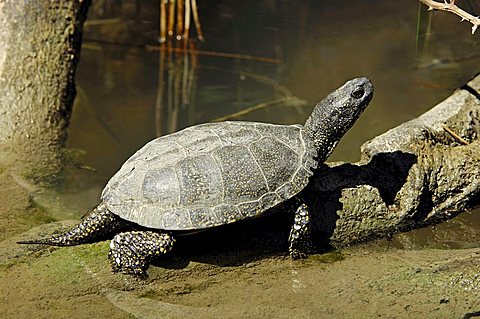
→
(146, 45, 280, 64)
(80, 39, 281, 64)
(212, 97, 306, 122)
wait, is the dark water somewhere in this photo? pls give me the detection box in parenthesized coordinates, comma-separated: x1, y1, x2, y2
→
(67, 1, 479, 248)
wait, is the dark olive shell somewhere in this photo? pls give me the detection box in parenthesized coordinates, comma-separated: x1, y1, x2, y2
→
(102, 121, 317, 230)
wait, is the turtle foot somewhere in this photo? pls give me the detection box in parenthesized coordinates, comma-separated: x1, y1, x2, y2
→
(288, 203, 316, 259)
(108, 231, 175, 277)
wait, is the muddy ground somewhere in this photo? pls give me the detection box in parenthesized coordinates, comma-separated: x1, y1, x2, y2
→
(0, 172, 479, 319)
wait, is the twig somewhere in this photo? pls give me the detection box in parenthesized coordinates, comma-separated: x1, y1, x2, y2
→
(77, 164, 97, 172)
(443, 125, 469, 145)
(201, 66, 297, 100)
(146, 45, 280, 64)
(418, 0, 480, 34)
(212, 97, 305, 122)
(82, 39, 280, 64)
(84, 18, 122, 27)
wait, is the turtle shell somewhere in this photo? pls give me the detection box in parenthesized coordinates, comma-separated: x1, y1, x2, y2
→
(101, 121, 317, 230)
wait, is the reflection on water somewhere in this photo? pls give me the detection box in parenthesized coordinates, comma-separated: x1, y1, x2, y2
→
(66, 1, 479, 256)
(391, 206, 480, 250)
(153, 43, 200, 137)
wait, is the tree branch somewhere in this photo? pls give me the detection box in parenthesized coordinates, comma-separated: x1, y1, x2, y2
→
(418, 0, 480, 34)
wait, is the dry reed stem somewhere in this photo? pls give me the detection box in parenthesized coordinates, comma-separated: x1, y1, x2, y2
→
(168, 0, 175, 36)
(160, 0, 203, 42)
(418, 0, 480, 34)
(176, 0, 184, 40)
(183, 0, 191, 40)
(160, 0, 167, 42)
(191, 0, 204, 41)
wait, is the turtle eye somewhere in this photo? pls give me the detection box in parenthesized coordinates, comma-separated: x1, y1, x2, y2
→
(351, 87, 365, 99)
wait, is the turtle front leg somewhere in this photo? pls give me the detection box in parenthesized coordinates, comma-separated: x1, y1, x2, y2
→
(289, 203, 316, 259)
(108, 231, 175, 278)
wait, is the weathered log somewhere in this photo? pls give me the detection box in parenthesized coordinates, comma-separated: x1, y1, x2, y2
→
(0, 1, 90, 179)
(305, 74, 480, 248)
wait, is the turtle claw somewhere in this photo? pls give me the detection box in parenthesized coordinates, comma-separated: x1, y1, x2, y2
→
(111, 262, 148, 279)
(290, 249, 308, 260)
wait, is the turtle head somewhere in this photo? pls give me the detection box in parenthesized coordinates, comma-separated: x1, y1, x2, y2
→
(304, 77, 374, 162)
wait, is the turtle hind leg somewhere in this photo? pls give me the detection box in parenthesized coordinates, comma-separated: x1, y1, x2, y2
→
(17, 203, 127, 246)
(289, 203, 316, 259)
(108, 231, 175, 278)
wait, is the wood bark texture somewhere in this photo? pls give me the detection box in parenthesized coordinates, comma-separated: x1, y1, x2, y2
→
(305, 75, 480, 248)
(0, 0, 90, 179)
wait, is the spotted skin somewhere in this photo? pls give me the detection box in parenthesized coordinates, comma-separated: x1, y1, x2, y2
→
(109, 231, 175, 277)
(288, 203, 315, 259)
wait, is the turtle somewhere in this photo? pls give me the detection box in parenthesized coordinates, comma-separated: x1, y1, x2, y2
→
(19, 77, 374, 277)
